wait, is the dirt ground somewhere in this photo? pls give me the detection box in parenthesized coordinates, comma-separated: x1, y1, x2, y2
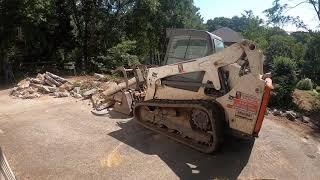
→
(0, 89, 320, 180)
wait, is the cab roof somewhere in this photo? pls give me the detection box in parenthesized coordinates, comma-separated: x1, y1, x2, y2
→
(166, 28, 223, 41)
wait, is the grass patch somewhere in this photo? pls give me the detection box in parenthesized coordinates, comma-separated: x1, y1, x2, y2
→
(292, 89, 320, 112)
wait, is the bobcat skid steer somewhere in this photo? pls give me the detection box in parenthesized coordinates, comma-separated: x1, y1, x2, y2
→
(116, 29, 272, 153)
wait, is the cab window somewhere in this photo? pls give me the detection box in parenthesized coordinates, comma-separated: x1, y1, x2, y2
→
(214, 39, 224, 52)
(166, 35, 209, 64)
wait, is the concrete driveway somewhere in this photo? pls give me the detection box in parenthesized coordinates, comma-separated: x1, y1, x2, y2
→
(0, 89, 319, 180)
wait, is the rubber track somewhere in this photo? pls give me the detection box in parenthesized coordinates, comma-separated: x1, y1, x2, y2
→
(134, 99, 223, 153)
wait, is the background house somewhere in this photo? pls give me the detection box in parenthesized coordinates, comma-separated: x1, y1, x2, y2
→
(212, 27, 243, 46)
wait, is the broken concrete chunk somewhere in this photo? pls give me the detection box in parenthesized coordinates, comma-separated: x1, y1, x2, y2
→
(286, 110, 297, 117)
(17, 79, 30, 89)
(94, 73, 105, 80)
(44, 74, 62, 87)
(9, 87, 19, 96)
(36, 73, 45, 81)
(26, 87, 38, 94)
(53, 91, 70, 98)
(91, 93, 105, 108)
(285, 111, 296, 121)
(302, 116, 310, 123)
(48, 86, 57, 93)
(45, 72, 68, 83)
(73, 93, 82, 99)
(21, 92, 40, 99)
(59, 82, 74, 91)
(73, 87, 81, 94)
(82, 88, 98, 99)
(272, 109, 281, 116)
(44, 79, 55, 87)
(32, 84, 51, 94)
(29, 78, 44, 84)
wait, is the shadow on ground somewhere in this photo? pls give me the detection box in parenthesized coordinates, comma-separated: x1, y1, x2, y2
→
(108, 119, 254, 180)
(0, 85, 13, 91)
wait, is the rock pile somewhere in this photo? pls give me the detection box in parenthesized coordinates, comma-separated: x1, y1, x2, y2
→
(270, 108, 311, 124)
(10, 72, 75, 99)
(9, 72, 127, 112)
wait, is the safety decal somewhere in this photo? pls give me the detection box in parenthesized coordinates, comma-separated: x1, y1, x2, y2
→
(227, 91, 260, 120)
(233, 91, 259, 113)
(178, 63, 184, 73)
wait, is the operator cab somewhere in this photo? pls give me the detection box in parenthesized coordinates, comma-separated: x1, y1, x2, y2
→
(163, 29, 225, 92)
(164, 28, 224, 65)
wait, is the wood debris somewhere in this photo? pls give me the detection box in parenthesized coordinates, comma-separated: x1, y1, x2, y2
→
(10, 72, 137, 115)
(10, 72, 70, 99)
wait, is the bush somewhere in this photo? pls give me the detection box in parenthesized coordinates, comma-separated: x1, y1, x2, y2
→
(316, 86, 320, 92)
(92, 40, 140, 71)
(296, 78, 313, 90)
(269, 56, 297, 107)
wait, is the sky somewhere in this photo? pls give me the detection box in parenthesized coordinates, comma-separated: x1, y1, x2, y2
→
(194, 0, 319, 32)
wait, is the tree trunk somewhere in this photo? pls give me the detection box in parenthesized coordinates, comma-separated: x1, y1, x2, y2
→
(102, 78, 137, 97)
(83, 20, 88, 72)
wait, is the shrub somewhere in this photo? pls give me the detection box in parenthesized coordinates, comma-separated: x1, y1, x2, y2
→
(269, 56, 297, 107)
(296, 78, 313, 90)
(316, 86, 320, 92)
(92, 40, 140, 71)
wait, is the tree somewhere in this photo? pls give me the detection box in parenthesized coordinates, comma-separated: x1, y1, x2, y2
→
(264, 35, 297, 71)
(206, 11, 268, 50)
(264, 0, 320, 30)
(127, 0, 204, 64)
(270, 56, 297, 107)
(207, 17, 232, 32)
(302, 33, 320, 84)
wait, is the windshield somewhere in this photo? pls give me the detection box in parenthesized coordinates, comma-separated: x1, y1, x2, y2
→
(166, 35, 209, 64)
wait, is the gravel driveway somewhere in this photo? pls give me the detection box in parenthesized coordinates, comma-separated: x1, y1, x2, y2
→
(0, 89, 319, 180)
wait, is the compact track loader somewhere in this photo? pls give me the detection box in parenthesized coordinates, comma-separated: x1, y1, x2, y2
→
(114, 29, 272, 153)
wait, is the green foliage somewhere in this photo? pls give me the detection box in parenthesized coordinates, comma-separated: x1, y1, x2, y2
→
(0, 0, 205, 77)
(207, 17, 233, 32)
(264, 35, 296, 71)
(206, 11, 269, 51)
(270, 56, 297, 107)
(1, 0, 320, 102)
(263, 0, 308, 30)
(95, 40, 140, 70)
(107, 40, 140, 68)
(127, 0, 205, 63)
(302, 33, 320, 85)
(316, 86, 320, 92)
(296, 78, 313, 90)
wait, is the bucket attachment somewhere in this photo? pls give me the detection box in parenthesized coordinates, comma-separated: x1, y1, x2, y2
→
(113, 91, 133, 115)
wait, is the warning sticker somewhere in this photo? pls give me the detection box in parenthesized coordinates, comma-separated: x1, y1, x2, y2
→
(227, 91, 260, 120)
(178, 63, 184, 73)
(235, 110, 254, 120)
(233, 91, 259, 113)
